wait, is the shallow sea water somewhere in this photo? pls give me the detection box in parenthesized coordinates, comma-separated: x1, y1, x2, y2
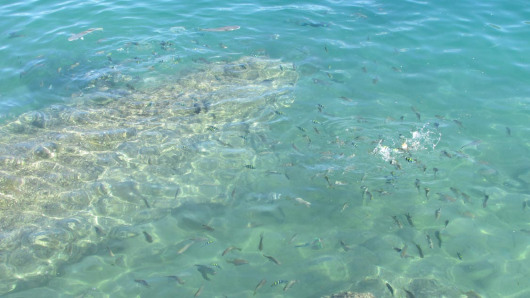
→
(1, 0, 529, 297)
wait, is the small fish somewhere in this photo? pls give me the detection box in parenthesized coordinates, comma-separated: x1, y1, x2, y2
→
(201, 239, 215, 247)
(294, 197, 311, 207)
(106, 246, 114, 257)
(258, 232, 264, 251)
(483, 194, 489, 208)
(311, 237, 323, 249)
(340, 240, 352, 251)
(488, 23, 501, 30)
(414, 179, 420, 193)
(177, 241, 195, 255)
(324, 175, 333, 188)
(366, 191, 373, 200)
(68, 28, 103, 41)
(437, 193, 457, 202)
(294, 242, 310, 248)
(324, 45, 328, 52)
(460, 140, 482, 150)
(441, 150, 453, 158)
(457, 252, 463, 260)
(254, 279, 267, 295)
(434, 230, 442, 248)
(523, 200, 527, 210)
(143, 231, 153, 243)
(227, 258, 249, 266)
(355, 12, 368, 18)
(134, 279, 150, 287)
(301, 22, 329, 27)
(94, 226, 105, 236)
(400, 244, 408, 258)
(245, 164, 255, 169)
(444, 220, 449, 228)
(360, 186, 368, 199)
(202, 224, 214, 231)
(141, 197, 151, 208)
(435, 208, 441, 220)
(339, 96, 353, 102)
(461, 192, 471, 203)
(386, 282, 394, 296)
(405, 213, 414, 227)
(291, 143, 302, 154)
(195, 264, 216, 280)
(263, 254, 281, 265)
(222, 246, 242, 256)
(8, 31, 25, 38)
(283, 280, 298, 292)
(392, 66, 401, 72)
(506, 127, 511, 136)
(271, 280, 289, 287)
(392, 160, 402, 170)
(174, 187, 180, 200)
(433, 167, 439, 178)
(450, 187, 460, 197)
(372, 77, 378, 84)
(200, 25, 240, 32)
(340, 202, 349, 212)
(404, 289, 416, 298)
(415, 243, 424, 258)
(453, 119, 463, 128)
(391, 215, 403, 229)
(424, 187, 430, 199)
(167, 275, 185, 284)
(265, 170, 284, 176)
(194, 285, 204, 297)
(426, 234, 433, 249)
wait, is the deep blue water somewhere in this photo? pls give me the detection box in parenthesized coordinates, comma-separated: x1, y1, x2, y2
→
(1, 1, 529, 297)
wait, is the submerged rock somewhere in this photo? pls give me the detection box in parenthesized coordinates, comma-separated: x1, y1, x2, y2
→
(0, 56, 297, 294)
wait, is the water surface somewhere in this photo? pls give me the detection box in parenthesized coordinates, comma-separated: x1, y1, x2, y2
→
(1, 1, 529, 297)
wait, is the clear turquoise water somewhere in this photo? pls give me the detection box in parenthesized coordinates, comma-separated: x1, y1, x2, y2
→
(1, 0, 529, 297)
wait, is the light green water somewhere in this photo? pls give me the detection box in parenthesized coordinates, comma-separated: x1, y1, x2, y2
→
(1, 0, 529, 297)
